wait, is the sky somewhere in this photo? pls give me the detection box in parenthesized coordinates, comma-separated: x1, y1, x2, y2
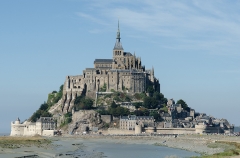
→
(0, 0, 240, 133)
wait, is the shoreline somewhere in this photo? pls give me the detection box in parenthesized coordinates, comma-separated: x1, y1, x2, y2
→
(1, 134, 240, 157)
(61, 134, 240, 156)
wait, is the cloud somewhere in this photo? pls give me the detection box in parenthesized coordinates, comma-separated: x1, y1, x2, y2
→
(76, 12, 107, 26)
(75, 1, 240, 55)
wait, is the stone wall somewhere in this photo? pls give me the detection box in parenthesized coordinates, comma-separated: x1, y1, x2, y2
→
(107, 128, 135, 135)
(10, 122, 25, 136)
(156, 128, 196, 134)
(42, 130, 54, 136)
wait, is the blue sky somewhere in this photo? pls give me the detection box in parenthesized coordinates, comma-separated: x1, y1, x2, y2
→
(0, 0, 240, 133)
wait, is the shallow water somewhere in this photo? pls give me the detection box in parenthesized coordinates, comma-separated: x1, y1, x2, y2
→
(59, 138, 200, 158)
(83, 141, 200, 158)
(0, 137, 200, 158)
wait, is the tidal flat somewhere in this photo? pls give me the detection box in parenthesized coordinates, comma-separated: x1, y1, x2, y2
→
(1, 134, 240, 158)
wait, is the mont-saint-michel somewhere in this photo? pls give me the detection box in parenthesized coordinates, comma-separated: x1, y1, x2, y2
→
(5, 23, 240, 158)
(10, 22, 234, 138)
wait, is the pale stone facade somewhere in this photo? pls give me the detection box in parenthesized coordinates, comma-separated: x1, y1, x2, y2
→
(10, 117, 56, 136)
(120, 115, 154, 130)
(62, 22, 160, 113)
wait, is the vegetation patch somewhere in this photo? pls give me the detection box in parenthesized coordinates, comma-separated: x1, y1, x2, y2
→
(47, 85, 63, 107)
(0, 136, 51, 149)
(194, 141, 240, 158)
(60, 112, 72, 127)
(74, 96, 94, 110)
(29, 85, 63, 122)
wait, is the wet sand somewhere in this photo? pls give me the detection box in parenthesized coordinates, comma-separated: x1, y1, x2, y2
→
(0, 134, 240, 157)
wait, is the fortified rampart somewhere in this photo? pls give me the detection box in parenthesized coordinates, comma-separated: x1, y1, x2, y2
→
(10, 117, 56, 137)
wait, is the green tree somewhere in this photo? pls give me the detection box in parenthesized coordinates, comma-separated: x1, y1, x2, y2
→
(74, 96, 84, 105)
(176, 99, 188, 110)
(139, 107, 149, 116)
(134, 110, 144, 116)
(41, 111, 52, 117)
(153, 92, 161, 100)
(111, 101, 118, 108)
(133, 102, 142, 109)
(143, 97, 158, 109)
(39, 103, 49, 111)
(147, 86, 154, 93)
(109, 106, 130, 116)
(160, 104, 168, 113)
(74, 96, 94, 110)
(150, 111, 161, 121)
(51, 85, 64, 104)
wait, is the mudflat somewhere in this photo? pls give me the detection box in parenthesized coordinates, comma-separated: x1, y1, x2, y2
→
(0, 134, 240, 158)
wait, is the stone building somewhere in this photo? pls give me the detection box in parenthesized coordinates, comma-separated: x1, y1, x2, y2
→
(10, 117, 56, 136)
(120, 115, 154, 130)
(61, 21, 160, 113)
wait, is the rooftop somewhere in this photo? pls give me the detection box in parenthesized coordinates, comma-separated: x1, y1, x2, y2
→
(94, 59, 113, 64)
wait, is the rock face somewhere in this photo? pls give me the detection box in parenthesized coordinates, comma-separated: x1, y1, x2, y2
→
(67, 110, 103, 135)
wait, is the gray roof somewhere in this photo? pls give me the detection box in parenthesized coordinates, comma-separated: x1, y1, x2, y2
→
(97, 67, 111, 69)
(86, 68, 96, 70)
(124, 52, 132, 56)
(136, 116, 154, 120)
(114, 41, 123, 50)
(110, 69, 130, 72)
(94, 59, 113, 64)
(37, 117, 55, 123)
(121, 115, 154, 120)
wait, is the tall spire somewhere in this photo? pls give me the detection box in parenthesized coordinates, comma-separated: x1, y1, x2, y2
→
(118, 19, 120, 30)
(116, 19, 121, 42)
(114, 20, 123, 50)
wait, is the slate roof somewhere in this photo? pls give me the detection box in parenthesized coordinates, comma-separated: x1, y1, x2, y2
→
(114, 42, 123, 50)
(86, 68, 96, 70)
(37, 117, 55, 123)
(120, 115, 154, 120)
(124, 52, 132, 56)
(94, 59, 113, 64)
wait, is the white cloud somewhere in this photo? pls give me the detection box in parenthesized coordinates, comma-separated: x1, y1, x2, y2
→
(76, 12, 107, 26)
(75, 1, 240, 55)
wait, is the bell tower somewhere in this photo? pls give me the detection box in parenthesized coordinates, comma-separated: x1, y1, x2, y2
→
(113, 20, 124, 60)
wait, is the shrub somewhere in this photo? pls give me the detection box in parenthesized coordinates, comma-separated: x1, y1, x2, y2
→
(74, 96, 94, 110)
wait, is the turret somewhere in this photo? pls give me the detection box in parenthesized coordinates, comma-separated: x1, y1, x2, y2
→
(15, 117, 20, 124)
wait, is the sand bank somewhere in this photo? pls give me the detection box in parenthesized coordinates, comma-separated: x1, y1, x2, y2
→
(0, 134, 240, 157)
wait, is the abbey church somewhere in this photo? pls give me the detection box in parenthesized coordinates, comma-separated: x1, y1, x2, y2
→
(62, 22, 160, 112)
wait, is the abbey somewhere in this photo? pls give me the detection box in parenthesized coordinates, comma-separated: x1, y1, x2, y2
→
(62, 22, 160, 113)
